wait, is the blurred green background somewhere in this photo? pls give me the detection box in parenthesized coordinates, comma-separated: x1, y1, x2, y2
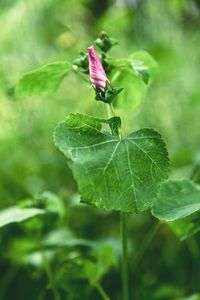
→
(1, 0, 200, 299)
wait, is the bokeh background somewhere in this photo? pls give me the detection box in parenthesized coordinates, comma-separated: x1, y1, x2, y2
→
(1, 0, 200, 299)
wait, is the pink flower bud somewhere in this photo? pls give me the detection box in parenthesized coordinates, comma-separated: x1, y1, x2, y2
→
(88, 46, 109, 91)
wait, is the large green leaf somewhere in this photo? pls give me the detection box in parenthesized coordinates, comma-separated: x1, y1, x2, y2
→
(53, 113, 169, 213)
(15, 61, 72, 96)
(0, 206, 44, 228)
(151, 179, 200, 221)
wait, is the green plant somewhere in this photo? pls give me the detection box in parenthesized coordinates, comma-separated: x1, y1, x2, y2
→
(12, 31, 200, 300)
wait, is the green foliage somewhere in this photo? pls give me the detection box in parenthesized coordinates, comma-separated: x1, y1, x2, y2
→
(95, 86, 123, 104)
(81, 245, 118, 284)
(151, 180, 200, 221)
(54, 113, 169, 213)
(168, 214, 200, 241)
(105, 50, 157, 84)
(105, 51, 157, 111)
(176, 295, 200, 300)
(34, 190, 65, 217)
(56, 244, 117, 299)
(94, 31, 119, 52)
(130, 50, 158, 83)
(0, 206, 44, 227)
(15, 61, 72, 96)
(1, 0, 200, 299)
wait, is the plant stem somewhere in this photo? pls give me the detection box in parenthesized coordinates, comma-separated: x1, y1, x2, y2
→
(94, 282, 111, 300)
(106, 103, 115, 118)
(109, 103, 115, 116)
(120, 212, 129, 300)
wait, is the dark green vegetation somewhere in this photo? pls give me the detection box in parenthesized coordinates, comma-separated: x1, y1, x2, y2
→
(1, 1, 200, 300)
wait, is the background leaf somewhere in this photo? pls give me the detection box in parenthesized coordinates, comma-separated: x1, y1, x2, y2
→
(168, 213, 200, 241)
(15, 61, 72, 96)
(151, 179, 200, 221)
(0, 206, 44, 228)
(54, 113, 169, 213)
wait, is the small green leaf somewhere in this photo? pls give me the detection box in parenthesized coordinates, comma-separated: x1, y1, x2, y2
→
(15, 61, 72, 96)
(105, 51, 157, 112)
(151, 179, 200, 221)
(54, 113, 169, 213)
(105, 50, 157, 84)
(108, 116, 121, 136)
(131, 60, 150, 84)
(130, 50, 158, 83)
(0, 206, 44, 228)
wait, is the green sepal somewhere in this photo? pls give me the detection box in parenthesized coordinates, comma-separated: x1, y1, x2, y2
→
(95, 86, 123, 104)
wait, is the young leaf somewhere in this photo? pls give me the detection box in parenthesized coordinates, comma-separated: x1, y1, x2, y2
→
(0, 206, 44, 228)
(151, 179, 200, 221)
(130, 50, 158, 83)
(105, 50, 157, 84)
(15, 61, 72, 96)
(105, 51, 157, 112)
(53, 113, 169, 213)
(131, 60, 150, 84)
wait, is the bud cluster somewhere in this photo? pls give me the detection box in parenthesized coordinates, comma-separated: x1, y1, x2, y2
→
(73, 32, 123, 104)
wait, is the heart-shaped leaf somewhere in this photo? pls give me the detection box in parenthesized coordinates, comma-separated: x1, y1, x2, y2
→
(53, 114, 169, 213)
(151, 179, 200, 221)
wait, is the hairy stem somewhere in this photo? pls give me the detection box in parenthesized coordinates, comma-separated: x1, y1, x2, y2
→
(121, 212, 129, 300)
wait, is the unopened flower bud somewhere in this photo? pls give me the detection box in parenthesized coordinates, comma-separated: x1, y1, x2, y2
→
(88, 46, 109, 91)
